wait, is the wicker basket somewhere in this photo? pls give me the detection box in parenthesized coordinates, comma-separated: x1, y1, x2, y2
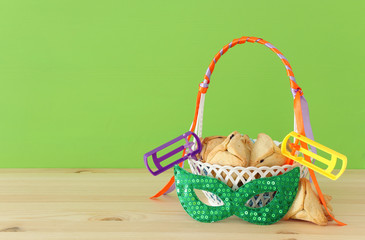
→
(188, 149, 308, 207)
(185, 36, 310, 207)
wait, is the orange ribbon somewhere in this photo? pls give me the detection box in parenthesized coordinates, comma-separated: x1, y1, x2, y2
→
(150, 91, 203, 199)
(293, 86, 346, 226)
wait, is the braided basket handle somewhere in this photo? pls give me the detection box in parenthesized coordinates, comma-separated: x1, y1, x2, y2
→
(198, 36, 298, 94)
(194, 36, 303, 139)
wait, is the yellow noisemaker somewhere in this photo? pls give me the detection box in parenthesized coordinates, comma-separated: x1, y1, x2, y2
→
(281, 132, 347, 180)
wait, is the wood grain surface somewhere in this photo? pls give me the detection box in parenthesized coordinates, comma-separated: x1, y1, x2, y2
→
(0, 168, 364, 240)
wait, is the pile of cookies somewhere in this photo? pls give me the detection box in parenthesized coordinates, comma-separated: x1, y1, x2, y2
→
(199, 131, 288, 167)
(283, 178, 334, 225)
(198, 131, 334, 225)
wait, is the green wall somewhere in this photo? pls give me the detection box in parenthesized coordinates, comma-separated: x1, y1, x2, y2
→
(0, 0, 363, 168)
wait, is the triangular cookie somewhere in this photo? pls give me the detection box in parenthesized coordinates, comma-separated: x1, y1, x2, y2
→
(249, 133, 287, 167)
(286, 178, 329, 225)
(206, 131, 249, 167)
(200, 136, 225, 162)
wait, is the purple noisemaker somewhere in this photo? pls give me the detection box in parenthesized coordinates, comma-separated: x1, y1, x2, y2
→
(144, 131, 202, 176)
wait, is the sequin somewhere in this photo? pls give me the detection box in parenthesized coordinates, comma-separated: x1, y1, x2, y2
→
(174, 165, 300, 225)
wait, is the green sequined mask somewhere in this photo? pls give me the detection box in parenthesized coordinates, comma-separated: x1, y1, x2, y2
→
(174, 166, 300, 225)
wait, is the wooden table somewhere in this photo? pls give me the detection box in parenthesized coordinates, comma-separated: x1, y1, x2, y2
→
(0, 169, 363, 240)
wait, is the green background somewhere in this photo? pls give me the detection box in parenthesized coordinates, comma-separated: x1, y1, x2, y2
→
(0, 1, 363, 168)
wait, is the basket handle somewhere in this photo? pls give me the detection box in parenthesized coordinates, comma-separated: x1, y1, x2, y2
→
(199, 36, 297, 95)
(194, 36, 303, 139)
